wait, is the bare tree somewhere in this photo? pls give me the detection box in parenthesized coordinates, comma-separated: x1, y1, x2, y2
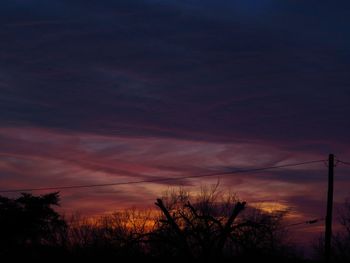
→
(332, 199, 350, 263)
(313, 198, 350, 263)
(232, 206, 294, 260)
(150, 185, 246, 260)
(66, 208, 154, 259)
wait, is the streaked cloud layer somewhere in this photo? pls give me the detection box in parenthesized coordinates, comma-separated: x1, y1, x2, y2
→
(0, 127, 347, 218)
(1, 0, 350, 244)
(1, 0, 350, 143)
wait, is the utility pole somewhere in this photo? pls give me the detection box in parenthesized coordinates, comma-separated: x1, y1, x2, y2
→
(325, 154, 334, 263)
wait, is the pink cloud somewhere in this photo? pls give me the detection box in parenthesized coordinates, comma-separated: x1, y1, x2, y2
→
(0, 125, 347, 244)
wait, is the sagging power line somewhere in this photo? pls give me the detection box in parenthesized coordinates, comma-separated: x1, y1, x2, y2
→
(286, 217, 325, 228)
(0, 159, 325, 193)
(338, 160, 350, 166)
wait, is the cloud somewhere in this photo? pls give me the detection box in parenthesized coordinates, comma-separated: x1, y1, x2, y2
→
(0, 1, 350, 244)
(0, 127, 335, 213)
(0, 125, 348, 249)
(0, 0, 349, 148)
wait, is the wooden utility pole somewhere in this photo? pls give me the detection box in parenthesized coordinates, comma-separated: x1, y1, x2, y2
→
(325, 154, 334, 263)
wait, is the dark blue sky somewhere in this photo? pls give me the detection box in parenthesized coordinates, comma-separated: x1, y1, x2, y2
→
(0, 0, 350, 245)
(1, 0, 350, 146)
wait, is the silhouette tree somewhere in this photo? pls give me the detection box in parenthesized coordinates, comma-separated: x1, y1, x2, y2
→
(232, 206, 296, 262)
(149, 185, 246, 260)
(313, 198, 350, 263)
(331, 199, 350, 263)
(66, 208, 153, 260)
(0, 189, 305, 261)
(0, 192, 66, 255)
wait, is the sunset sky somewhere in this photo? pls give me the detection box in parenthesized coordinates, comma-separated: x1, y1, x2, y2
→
(1, 0, 350, 245)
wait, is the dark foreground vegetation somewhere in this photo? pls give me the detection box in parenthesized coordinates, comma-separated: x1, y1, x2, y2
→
(0, 186, 349, 262)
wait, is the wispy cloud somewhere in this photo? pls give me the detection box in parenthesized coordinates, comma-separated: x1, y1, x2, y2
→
(0, 0, 349, 146)
(0, 0, 350, 244)
(0, 127, 333, 217)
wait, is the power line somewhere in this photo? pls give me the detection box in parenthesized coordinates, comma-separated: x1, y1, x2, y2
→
(286, 217, 324, 228)
(0, 159, 325, 193)
(338, 160, 350, 166)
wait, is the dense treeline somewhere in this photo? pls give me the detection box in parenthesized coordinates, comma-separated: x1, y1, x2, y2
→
(0, 186, 348, 262)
